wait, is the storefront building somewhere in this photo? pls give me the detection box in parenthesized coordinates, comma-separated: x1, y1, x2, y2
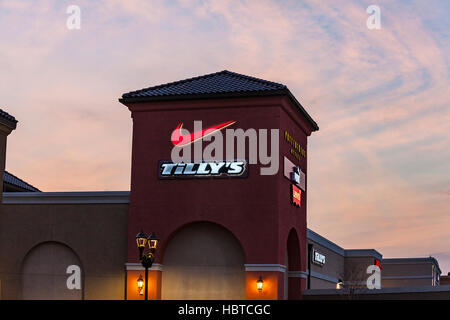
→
(0, 71, 445, 300)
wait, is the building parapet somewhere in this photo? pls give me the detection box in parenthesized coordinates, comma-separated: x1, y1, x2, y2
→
(382, 257, 441, 274)
(303, 284, 450, 297)
(307, 229, 345, 256)
(2, 191, 130, 204)
(344, 249, 382, 260)
(307, 229, 383, 260)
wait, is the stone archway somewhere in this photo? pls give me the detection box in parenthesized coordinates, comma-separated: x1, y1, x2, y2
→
(21, 241, 83, 300)
(161, 222, 245, 299)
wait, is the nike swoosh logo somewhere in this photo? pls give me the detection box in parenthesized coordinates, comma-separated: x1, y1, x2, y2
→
(171, 120, 236, 147)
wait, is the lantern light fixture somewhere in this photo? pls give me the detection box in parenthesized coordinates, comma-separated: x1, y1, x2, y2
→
(137, 275, 144, 295)
(257, 276, 264, 292)
(136, 231, 148, 248)
(147, 232, 160, 250)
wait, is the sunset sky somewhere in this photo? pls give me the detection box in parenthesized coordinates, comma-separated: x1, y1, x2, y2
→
(1, 1, 449, 272)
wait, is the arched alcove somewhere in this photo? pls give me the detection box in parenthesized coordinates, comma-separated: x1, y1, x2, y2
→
(286, 228, 302, 299)
(21, 241, 83, 300)
(161, 222, 245, 299)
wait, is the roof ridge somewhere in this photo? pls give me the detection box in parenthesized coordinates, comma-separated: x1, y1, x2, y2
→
(122, 70, 286, 98)
(119, 70, 319, 131)
(122, 70, 226, 98)
(221, 70, 287, 89)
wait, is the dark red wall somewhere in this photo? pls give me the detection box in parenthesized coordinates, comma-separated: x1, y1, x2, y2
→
(278, 96, 311, 274)
(124, 96, 314, 275)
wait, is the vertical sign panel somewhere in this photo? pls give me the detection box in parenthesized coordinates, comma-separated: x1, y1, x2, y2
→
(291, 185, 301, 207)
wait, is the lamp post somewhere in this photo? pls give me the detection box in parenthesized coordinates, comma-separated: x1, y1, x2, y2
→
(136, 230, 160, 300)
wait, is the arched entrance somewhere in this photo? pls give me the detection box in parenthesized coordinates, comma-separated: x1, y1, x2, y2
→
(21, 241, 83, 300)
(286, 228, 302, 299)
(161, 222, 245, 299)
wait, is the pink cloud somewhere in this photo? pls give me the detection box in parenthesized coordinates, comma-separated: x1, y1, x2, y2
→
(1, 0, 449, 271)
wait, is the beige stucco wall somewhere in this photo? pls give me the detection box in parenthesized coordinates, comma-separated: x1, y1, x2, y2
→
(310, 241, 344, 280)
(310, 277, 336, 289)
(382, 278, 431, 288)
(308, 239, 344, 289)
(0, 201, 128, 300)
(381, 261, 434, 288)
(344, 257, 376, 286)
(382, 263, 430, 277)
(440, 276, 450, 286)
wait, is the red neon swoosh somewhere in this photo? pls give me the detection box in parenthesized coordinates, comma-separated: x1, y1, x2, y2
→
(171, 120, 236, 147)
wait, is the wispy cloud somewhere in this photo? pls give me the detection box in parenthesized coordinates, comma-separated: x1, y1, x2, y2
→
(0, 0, 449, 271)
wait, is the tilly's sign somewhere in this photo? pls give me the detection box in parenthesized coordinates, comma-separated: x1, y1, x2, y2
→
(158, 160, 248, 179)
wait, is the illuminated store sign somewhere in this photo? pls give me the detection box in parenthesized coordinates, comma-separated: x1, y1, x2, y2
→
(284, 130, 306, 161)
(291, 185, 301, 207)
(290, 166, 305, 191)
(284, 157, 305, 191)
(312, 250, 326, 266)
(158, 160, 248, 178)
(171, 120, 236, 147)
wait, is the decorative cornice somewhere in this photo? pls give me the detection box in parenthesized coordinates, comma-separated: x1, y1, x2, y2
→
(2, 191, 130, 204)
(382, 275, 432, 280)
(244, 264, 286, 273)
(125, 263, 163, 271)
(344, 249, 382, 260)
(0, 108, 17, 131)
(303, 285, 450, 296)
(288, 271, 308, 278)
(307, 229, 345, 256)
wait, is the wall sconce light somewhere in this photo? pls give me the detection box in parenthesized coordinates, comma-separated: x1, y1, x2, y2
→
(336, 279, 343, 290)
(137, 275, 144, 295)
(256, 276, 264, 292)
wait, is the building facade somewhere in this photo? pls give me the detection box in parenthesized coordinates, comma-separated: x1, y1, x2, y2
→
(382, 258, 441, 288)
(0, 71, 445, 300)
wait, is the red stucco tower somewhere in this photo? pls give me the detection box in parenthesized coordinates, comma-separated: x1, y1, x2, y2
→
(120, 70, 318, 300)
